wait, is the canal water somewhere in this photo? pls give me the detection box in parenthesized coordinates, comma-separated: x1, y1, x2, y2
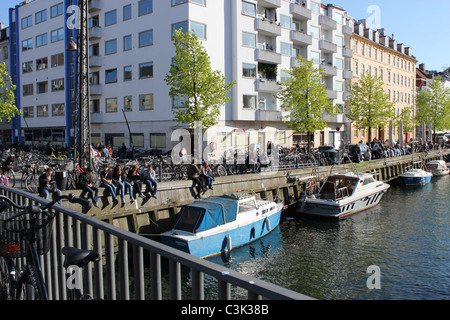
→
(205, 174, 450, 300)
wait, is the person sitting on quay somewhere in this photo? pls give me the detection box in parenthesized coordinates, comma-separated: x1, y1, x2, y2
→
(79, 166, 100, 208)
(200, 163, 214, 190)
(127, 164, 144, 199)
(140, 164, 158, 199)
(38, 168, 62, 204)
(100, 164, 118, 205)
(113, 164, 135, 205)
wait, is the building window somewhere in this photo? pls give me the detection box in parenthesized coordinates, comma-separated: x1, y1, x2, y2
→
(242, 63, 256, 78)
(243, 95, 257, 109)
(23, 84, 33, 96)
(22, 61, 33, 74)
(35, 9, 47, 24)
(90, 72, 100, 85)
(140, 94, 154, 110)
(190, 22, 206, 39)
(51, 28, 64, 43)
(105, 69, 118, 83)
(22, 15, 32, 29)
(52, 103, 65, 116)
(139, 30, 153, 47)
(124, 65, 132, 81)
(50, 3, 64, 19)
(139, 62, 153, 79)
(280, 15, 291, 29)
(123, 35, 132, 51)
(124, 96, 133, 111)
(37, 81, 48, 94)
(105, 10, 117, 27)
(242, 32, 256, 48)
(35, 33, 47, 47)
(310, 26, 320, 39)
(139, 0, 153, 16)
(106, 98, 118, 113)
(123, 5, 132, 21)
(172, 95, 187, 109)
(105, 39, 117, 55)
(23, 106, 34, 118)
(150, 133, 166, 148)
(37, 105, 49, 117)
(51, 53, 64, 67)
(90, 99, 100, 113)
(36, 57, 48, 71)
(172, 21, 188, 34)
(242, 1, 256, 17)
(335, 58, 344, 70)
(51, 78, 64, 91)
(22, 38, 33, 52)
(280, 42, 292, 56)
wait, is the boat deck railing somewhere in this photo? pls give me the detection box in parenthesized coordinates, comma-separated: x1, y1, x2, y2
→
(0, 186, 313, 300)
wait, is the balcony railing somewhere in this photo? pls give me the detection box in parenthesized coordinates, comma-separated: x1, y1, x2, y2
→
(256, 78, 281, 93)
(255, 19, 282, 37)
(343, 70, 353, 79)
(319, 15, 337, 30)
(89, 55, 102, 68)
(342, 47, 353, 58)
(256, 109, 283, 122)
(327, 90, 338, 100)
(88, 0, 101, 13)
(291, 30, 312, 46)
(320, 64, 337, 77)
(289, 3, 312, 21)
(255, 49, 282, 64)
(342, 25, 353, 36)
(90, 84, 102, 96)
(319, 39, 337, 53)
(257, 0, 281, 8)
(89, 26, 102, 40)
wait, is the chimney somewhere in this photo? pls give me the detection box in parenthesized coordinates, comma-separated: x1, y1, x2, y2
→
(419, 63, 425, 71)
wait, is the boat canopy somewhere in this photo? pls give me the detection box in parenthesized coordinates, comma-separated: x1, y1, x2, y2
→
(173, 197, 238, 233)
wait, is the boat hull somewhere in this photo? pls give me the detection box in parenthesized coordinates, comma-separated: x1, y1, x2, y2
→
(431, 169, 449, 176)
(401, 175, 432, 186)
(298, 187, 389, 219)
(161, 209, 282, 258)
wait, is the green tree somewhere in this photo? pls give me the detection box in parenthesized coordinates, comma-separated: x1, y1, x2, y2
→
(277, 56, 337, 151)
(165, 29, 235, 131)
(0, 57, 20, 121)
(416, 76, 450, 141)
(396, 106, 415, 139)
(345, 72, 395, 143)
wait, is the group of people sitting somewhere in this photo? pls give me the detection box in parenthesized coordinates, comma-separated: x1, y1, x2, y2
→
(186, 162, 214, 198)
(37, 164, 159, 208)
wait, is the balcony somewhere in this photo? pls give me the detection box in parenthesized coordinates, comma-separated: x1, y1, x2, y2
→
(327, 90, 338, 100)
(319, 39, 337, 53)
(255, 19, 282, 37)
(291, 30, 312, 46)
(256, 49, 282, 64)
(319, 15, 337, 30)
(89, 26, 102, 40)
(256, 79, 281, 93)
(343, 91, 351, 101)
(88, 0, 101, 13)
(342, 47, 353, 58)
(89, 84, 102, 96)
(289, 3, 312, 21)
(257, 0, 281, 8)
(322, 113, 346, 124)
(320, 64, 337, 77)
(256, 109, 283, 122)
(342, 25, 353, 36)
(343, 70, 353, 79)
(89, 55, 102, 68)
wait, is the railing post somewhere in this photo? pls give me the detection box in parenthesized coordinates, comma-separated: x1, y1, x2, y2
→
(133, 245, 145, 300)
(118, 239, 129, 300)
(150, 251, 162, 300)
(191, 269, 204, 300)
(169, 260, 181, 300)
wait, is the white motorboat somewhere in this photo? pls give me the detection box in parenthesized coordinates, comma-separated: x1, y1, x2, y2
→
(160, 193, 283, 258)
(427, 160, 449, 176)
(400, 168, 433, 186)
(297, 171, 390, 219)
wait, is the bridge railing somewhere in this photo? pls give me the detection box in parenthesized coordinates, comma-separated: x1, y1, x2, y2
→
(0, 186, 313, 300)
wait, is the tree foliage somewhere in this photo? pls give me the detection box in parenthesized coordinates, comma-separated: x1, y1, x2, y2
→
(345, 72, 395, 142)
(277, 56, 337, 151)
(164, 29, 235, 130)
(0, 58, 20, 121)
(415, 76, 450, 137)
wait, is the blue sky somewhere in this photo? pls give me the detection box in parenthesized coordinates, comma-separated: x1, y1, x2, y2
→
(0, 0, 448, 71)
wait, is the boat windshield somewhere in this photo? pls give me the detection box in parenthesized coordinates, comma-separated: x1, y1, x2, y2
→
(319, 176, 358, 200)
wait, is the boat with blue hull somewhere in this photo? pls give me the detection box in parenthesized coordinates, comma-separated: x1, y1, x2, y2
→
(160, 193, 283, 258)
(400, 168, 433, 186)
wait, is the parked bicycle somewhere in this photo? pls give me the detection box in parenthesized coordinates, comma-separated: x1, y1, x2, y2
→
(0, 194, 91, 300)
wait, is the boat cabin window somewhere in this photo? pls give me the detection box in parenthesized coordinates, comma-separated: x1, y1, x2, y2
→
(238, 200, 257, 214)
(362, 178, 375, 185)
(319, 177, 358, 199)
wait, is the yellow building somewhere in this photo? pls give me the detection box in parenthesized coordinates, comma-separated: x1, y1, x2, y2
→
(348, 20, 417, 144)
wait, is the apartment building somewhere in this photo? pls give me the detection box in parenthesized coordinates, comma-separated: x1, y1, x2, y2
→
(0, 24, 11, 145)
(349, 20, 417, 144)
(6, 0, 354, 153)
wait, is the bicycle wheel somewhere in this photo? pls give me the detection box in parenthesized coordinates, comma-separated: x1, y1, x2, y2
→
(0, 256, 12, 300)
(216, 164, 227, 177)
(5, 170, 15, 188)
(25, 174, 38, 193)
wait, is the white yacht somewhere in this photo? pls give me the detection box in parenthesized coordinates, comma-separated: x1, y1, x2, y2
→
(297, 171, 390, 219)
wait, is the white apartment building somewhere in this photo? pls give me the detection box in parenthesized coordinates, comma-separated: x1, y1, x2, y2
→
(5, 0, 353, 153)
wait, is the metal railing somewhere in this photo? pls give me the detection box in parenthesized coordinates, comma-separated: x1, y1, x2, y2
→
(0, 186, 313, 300)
